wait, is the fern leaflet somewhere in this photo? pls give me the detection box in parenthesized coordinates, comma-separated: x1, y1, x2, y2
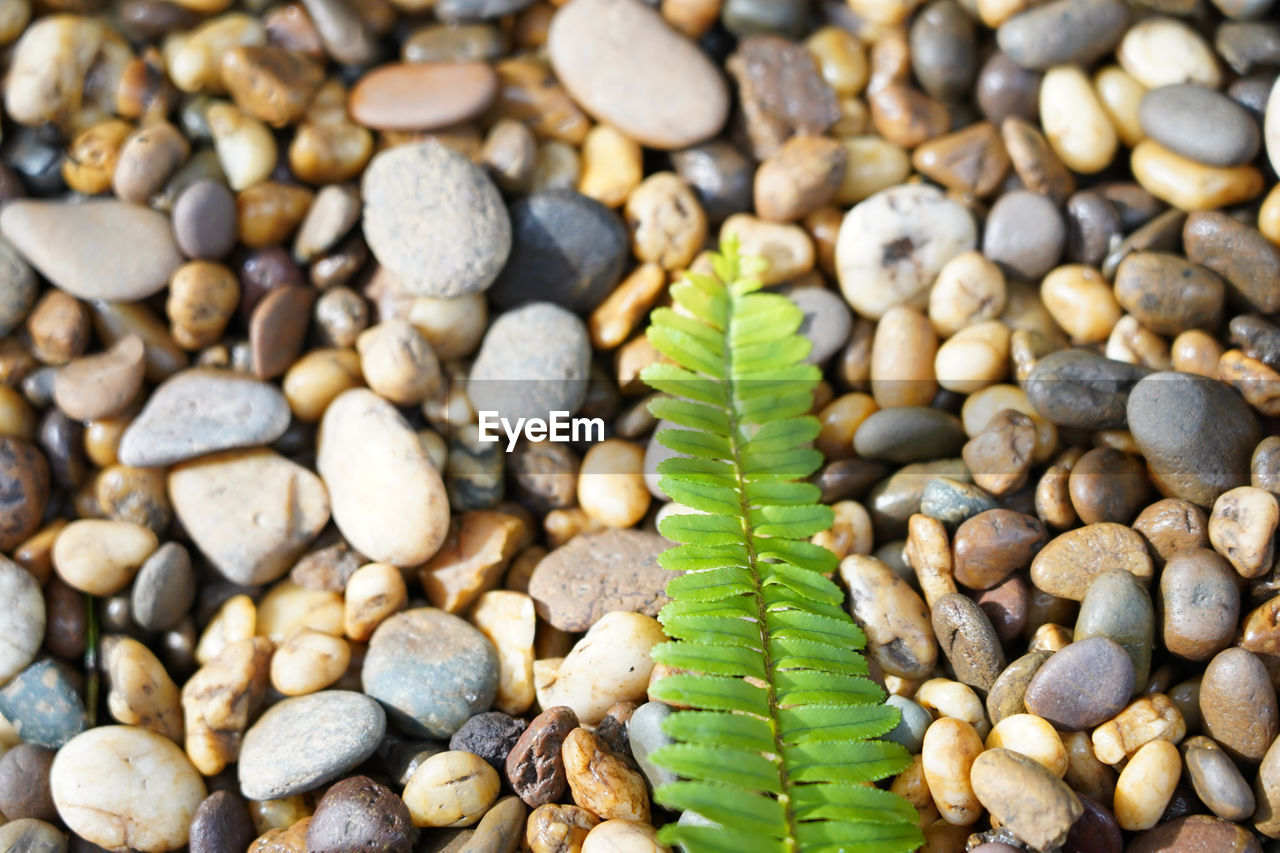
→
(641, 238, 923, 853)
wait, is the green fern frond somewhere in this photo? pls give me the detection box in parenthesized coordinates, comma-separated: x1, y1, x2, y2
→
(641, 237, 922, 853)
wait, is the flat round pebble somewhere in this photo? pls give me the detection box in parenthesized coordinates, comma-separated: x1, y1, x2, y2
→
(238, 691, 386, 801)
(50, 726, 205, 853)
(528, 529, 671, 632)
(363, 608, 499, 739)
(547, 0, 729, 150)
(468, 302, 591, 423)
(172, 180, 238, 260)
(0, 557, 43, 684)
(349, 62, 499, 131)
(361, 141, 511, 298)
(983, 190, 1065, 280)
(130, 543, 195, 633)
(1024, 636, 1135, 730)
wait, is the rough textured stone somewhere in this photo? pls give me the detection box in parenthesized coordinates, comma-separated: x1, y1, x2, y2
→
(528, 530, 671, 632)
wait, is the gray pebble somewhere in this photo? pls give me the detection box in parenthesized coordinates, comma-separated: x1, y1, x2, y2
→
(1139, 84, 1261, 168)
(722, 0, 808, 38)
(883, 695, 933, 754)
(910, 0, 977, 101)
(854, 407, 966, 465)
(1065, 191, 1122, 268)
(1025, 350, 1150, 430)
(1184, 737, 1255, 821)
(0, 819, 66, 853)
(449, 711, 527, 774)
(671, 142, 754, 224)
(628, 701, 676, 791)
(0, 237, 35, 339)
(468, 302, 591, 424)
(131, 543, 195, 633)
(171, 180, 237, 260)
(997, 0, 1129, 70)
(788, 286, 853, 365)
(0, 660, 86, 750)
(920, 477, 999, 527)
(189, 790, 255, 853)
(983, 190, 1065, 280)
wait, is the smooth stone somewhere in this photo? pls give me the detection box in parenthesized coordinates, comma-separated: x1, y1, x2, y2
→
(317, 388, 450, 568)
(118, 368, 290, 467)
(169, 448, 330, 586)
(1127, 815, 1262, 853)
(362, 141, 511, 298)
(487, 190, 628, 312)
(445, 425, 505, 512)
(189, 790, 255, 853)
(293, 184, 359, 263)
(867, 458, 970, 539)
(1184, 211, 1280, 313)
(0, 744, 56, 822)
(883, 695, 933, 754)
(1128, 372, 1259, 507)
(1184, 738, 1255, 821)
(910, 0, 977, 101)
(0, 237, 36, 338)
(722, 0, 808, 38)
(1140, 84, 1261, 168)
(1026, 350, 1150, 430)
(628, 701, 675, 791)
(468, 302, 591, 423)
(1159, 549, 1239, 661)
(977, 52, 1042, 125)
(249, 283, 315, 380)
(528, 529, 670, 632)
(920, 477, 998, 527)
(0, 557, 44, 685)
(131, 543, 196, 633)
(1065, 191, 1123, 267)
(547, 0, 729, 150)
(789, 286, 853, 365)
(1268, 75, 1280, 177)
(0, 660, 86, 749)
(911, 123, 1010, 199)
(0, 438, 50, 552)
(971, 748, 1082, 850)
(449, 711, 527, 774)
(983, 190, 1065, 280)
(670, 142, 754, 224)
(363, 608, 499, 739)
(1024, 636, 1135, 730)
(53, 335, 145, 422)
(350, 62, 499, 131)
(853, 407, 966, 464)
(306, 776, 414, 853)
(1029, 522, 1153, 601)
(1114, 252, 1224, 336)
(952, 509, 1046, 590)
(997, 0, 1129, 70)
(172, 180, 238, 261)
(435, 0, 536, 20)
(0, 201, 182, 302)
(987, 650, 1053, 725)
(50, 726, 205, 852)
(0, 819, 65, 852)
(1199, 647, 1278, 763)
(932, 593, 1005, 693)
(238, 691, 385, 801)
(1075, 569, 1153, 691)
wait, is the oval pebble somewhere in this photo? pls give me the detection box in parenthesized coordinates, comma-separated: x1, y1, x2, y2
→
(0, 557, 43, 685)
(1024, 636, 1135, 730)
(1139, 84, 1261, 168)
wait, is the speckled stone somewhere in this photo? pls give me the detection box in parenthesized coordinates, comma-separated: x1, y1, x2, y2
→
(468, 302, 591, 424)
(449, 711, 527, 774)
(189, 790, 255, 853)
(528, 529, 671, 632)
(0, 660, 87, 749)
(0, 557, 44, 685)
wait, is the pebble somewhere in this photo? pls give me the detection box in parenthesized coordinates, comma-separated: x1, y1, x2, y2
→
(100, 635, 182, 742)
(1159, 549, 1239, 662)
(754, 136, 847, 222)
(563, 728, 649, 822)
(362, 141, 511, 298)
(363, 608, 498, 739)
(238, 691, 385, 801)
(403, 750, 500, 828)
(627, 701, 675, 792)
(131, 543, 196, 633)
(1140, 84, 1260, 168)
(306, 776, 413, 853)
(528, 529, 669, 632)
(1183, 736, 1254, 821)
(488, 190, 628, 312)
(0, 237, 35, 339)
(1132, 140, 1264, 212)
(839, 555, 937, 679)
(1129, 815, 1262, 853)
(1184, 212, 1280, 314)
(170, 449, 329, 586)
(270, 629, 349, 696)
(506, 706, 578, 807)
(118, 368, 290, 467)
(1075, 569, 1153, 689)
(547, 0, 728, 150)
(1199, 647, 1278, 763)
(922, 716, 984, 825)
(789, 286, 853, 365)
(50, 725, 205, 852)
(0, 660, 86, 750)
(468, 302, 591, 423)
(1114, 252, 1224, 336)
(983, 190, 1065, 280)
(189, 791, 256, 853)
(182, 637, 273, 777)
(852, 407, 966, 464)
(1127, 371, 1259, 507)
(977, 53, 1041, 123)
(537, 612, 665, 725)
(1118, 18, 1221, 89)
(920, 477, 999, 527)
(436, 0, 537, 21)
(53, 335, 145, 422)
(670, 143, 754, 224)
(909, 0, 976, 100)
(836, 184, 977, 320)
(971, 748, 1082, 850)
(0, 818, 66, 852)
(1025, 349, 1149, 430)
(952, 509, 1045, 589)
(349, 62, 497, 131)
(1030, 522, 1152, 600)
(449, 711, 527, 774)
(0, 743, 55, 822)
(52, 519, 157, 597)
(0, 557, 43, 685)
(728, 36, 840, 159)
(996, 0, 1128, 69)
(1040, 65, 1118, 175)
(317, 388, 450, 567)
(1024, 636, 1135, 729)
(0, 200, 183, 302)
(173, 179, 238, 260)
(931, 593, 1005, 692)
(0, 437, 49, 552)
(1114, 739, 1181, 831)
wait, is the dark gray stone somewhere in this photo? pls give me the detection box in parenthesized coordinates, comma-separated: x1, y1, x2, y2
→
(1024, 637, 1135, 730)
(1139, 84, 1261, 168)
(853, 407, 966, 464)
(997, 0, 1129, 70)
(920, 477, 998, 527)
(0, 660, 86, 749)
(1025, 350, 1150, 430)
(131, 543, 195, 633)
(449, 711, 527, 774)
(189, 790, 255, 853)
(307, 775, 414, 853)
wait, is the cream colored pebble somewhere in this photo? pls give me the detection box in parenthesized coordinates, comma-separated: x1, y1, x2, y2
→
(1040, 265, 1122, 344)
(1029, 623, 1072, 652)
(833, 137, 911, 205)
(927, 251, 1007, 338)
(805, 26, 868, 97)
(578, 439, 650, 529)
(920, 717, 984, 825)
(356, 319, 442, 407)
(812, 500, 873, 559)
(194, 593, 256, 665)
(163, 13, 266, 93)
(52, 519, 158, 596)
(985, 714, 1068, 778)
(1117, 17, 1221, 89)
(343, 562, 408, 642)
(537, 611, 666, 724)
(256, 580, 343, 643)
(1092, 693, 1187, 765)
(471, 590, 537, 716)
(1093, 65, 1146, 149)
(1040, 65, 1117, 175)
(914, 679, 987, 737)
(207, 101, 277, 191)
(1208, 486, 1280, 578)
(1106, 315, 1171, 371)
(581, 819, 671, 853)
(719, 215, 815, 285)
(870, 306, 938, 409)
(403, 751, 500, 828)
(1114, 739, 1181, 831)
(269, 628, 350, 696)
(906, 514, 956, 610)
(934, 320, 1010, 394)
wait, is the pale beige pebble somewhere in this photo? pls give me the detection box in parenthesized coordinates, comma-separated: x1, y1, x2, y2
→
(1209, 486, 1279, 578)
(805, 26, 868, 97)
(626, 172, 706, 271)
(1114, 739, 1181, 830)
(581, 819, 670, 853)
(870, 306, 938, 408)
(269, 628, 349, 695)
(832, 136, 911, 206)
(403, 750, 500, 828)
(563, 728, 650, 822)
(471, 590, 536, 716)
(830, 97, 870, 138)
(536, 611, 666, 725)
(195, 593, 257, 665)
(343, 562, 407, 642)
(934, 320, 1010, 394)
(53, 335, 146, 421)
(579, 125, 643, 209)
(163, 12, 266, 94)
(914, 678, 987, 737)
(906, 514, 957, 610)
(1040, 65, 1118, 175)
(256, 580, 343, 643)
(398, 291, 488, 361)
(355, 319, 442, 407)
(920, 716, 983, 825)
(249, 795, 310, 834)
(1040, 264, 1122, 344)
(719, 215, 814, 285)
(928, 251, 1007, 338)
(1029, 623, 1072, 652)
(1132, 139, 1264, 212)
(1063, 729, 1116, 807)
(1117, 18, 1220, 89)
(1093, 65, 1146, 149)
(317, 388, 450, 567)
(1092, 693, 1187, 765)
(52, 519, 157, 596)
(50, 726, 206, 853)
(1172, 329, 1224, 377)
(207, 101, 278, 191)
(985, 713, 1068, 777)
(282, 348, 363, 422)
(182, 637, 273, 776)
(170, 449, 330, 587)
(839, 554, 937, 679)
(849, 0, 920, 26)
(577, 440, 650, 529)
(101, 635, 183, 743)
(419, 510, 524, 613)
(589, 263, 666, 350)
(814, 500, 873, 559)
(1106, 315, 1171, 371)
(4, 15, 132, 132)
(530, 140, 582, 193)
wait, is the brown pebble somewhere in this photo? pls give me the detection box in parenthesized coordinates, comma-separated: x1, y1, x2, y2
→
(350, 62, 499, 131)
(952, 509, 1046, 590)
(1199, 647, 1278, 764)
(1132, 498, 1209, 566)
(506, 706, 578, 808)
(1029, 522, 1154, 601)
(0, 436, 49, 551)
(53, 335, 145, 421)
(962, 408, 1036, 496)
(220, 45, 325, 128)
(1067, 447, 1150, 525)
(1159, 548, 1239, 662)
(932, 592, 1006, 693)
(250, 285, 316, 379)
(911, 121, 1009, 198)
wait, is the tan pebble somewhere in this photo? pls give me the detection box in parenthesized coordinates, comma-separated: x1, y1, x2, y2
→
(531, 140, 582, 192)
(26, 290, 90, 366)
(935, 320, 1010, 394)
(581, 819, 670, 853)
(1092, 693, 1186, 765)
(1132, 140, 1263, 212)
(754, 135, 848, 223)
(269, 628, 349, 695)
(814, 500, 873, 559)
(868, 84, 949, 149)
(5, 16, 131, 133)
(589, 264, 665, 351)
(52, 519, 157, 596)
(920, 717, 983, 825)
(163, 13, 266, 94)
(1114, 739, 1180, 830)
(355, 319, 441, 406)
(419, 510, 524, 612)
(563, 728, 649, 822)
(1105, 315, 1171, 371)
(840, 554, 937, 680)
(805, 26, 868, 97)
(890, 754, 931, 812)
(0, 0, 29, 46)
(1063, 729, 1116, 807)
(0, 384, 34, 441)
(289, 121, 373, 185)
(906, 514, 957, 609)
(1040, 65, 1117, 175)
(577, 440, 649, 529)
(236, 182, 314, 248)
(343, 562, 407, 642)
(579, 125, 643, 209)
(870, 306, 938, 408)
(1093, 65, 1146, 148)
(393, 290, 487, 362)
(282, 348, 363, 422)
(207, 101, 278, 191)
(527, 803, 600, 853)
(62, 119, 133, 196)
(985, 713, 1068, 777)
(220, 45, 324, 128)
(833, 136, 911, 206)
(490, 58, 591, 146)
(403, 750, 500, 828)
(1260, 183, 1280, 246)
(1219, 349, 1280, 416)
(963, 408, 1036, 495)
(719, 215, 814, 285)
(1117, 17, 1220, 89)
(625, 172, 706, 271)
(1040, 264, 1121, 344)
(96, 464, 170, 534)
(471, 590, 536, 716)
(113, 121, 190, 204)
(815, 392, 878, 460)
(1208, 485, 1279, 578)
(256, 580, 343, 643)
(248, 817, 311, 853)
(915, 678, 986, 736)
(928, 251, 1006, 338)
(537, 611, 665, 724)
(101, 635, 183, 742)
(166, 261, 240, 350)
(1029, 623, 1072, 652)
(182, 637, 273, 775)
(12, 519, 66, 586)
(195, 593, 257, 665)
(53, 334, 145, 421)
(92, 300, 189, 383)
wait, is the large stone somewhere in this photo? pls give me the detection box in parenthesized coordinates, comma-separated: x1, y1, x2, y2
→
(0, 557, 43, 686)
(468, 302, 591, 424)
(528, 529, 671, 632)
